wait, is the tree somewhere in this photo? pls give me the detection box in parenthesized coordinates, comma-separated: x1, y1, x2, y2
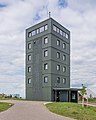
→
(80, 84, 87, 107)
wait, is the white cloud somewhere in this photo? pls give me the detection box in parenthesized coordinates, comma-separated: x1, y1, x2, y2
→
(0, 0, 96, 97)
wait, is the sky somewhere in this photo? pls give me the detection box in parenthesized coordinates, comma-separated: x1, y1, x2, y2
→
(0, 0, 96, 98)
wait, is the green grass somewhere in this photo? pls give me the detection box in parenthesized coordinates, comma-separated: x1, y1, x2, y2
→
(0, 102, 13, 112)
(0, 97, 25, 100)
(46, 102, 96, 120)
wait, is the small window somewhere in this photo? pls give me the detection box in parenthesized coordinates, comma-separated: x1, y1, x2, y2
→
(44, 63, 48, 70)
(45, 25, 48, 30)
(36, 29, 39, 34)
(57, 65, 60, 71)
(63, 78, 66, 84)
(63, 43, 66, 49)
(28, 66, 31, 72)
(44, 37, 48, 44)
(57, 40, 60, 46)
(40, 26, 44, 33)
(28, 43, 31, 49)
(44, 50, 48, 57)
(34, 41, 36, 44)
(57, 77, 60, 83)
(63, 66, 66, 72)
(53, 25, 56, 31)
(66, 33, 69, 39)
(28, 55, 31, 61)
(63, 32, 66, 37)
(57, 27, 59, 33)
(63, 55, 66, 61)
(57, 52, 60, 59)
(44, 76, 48, 83)
(32, 30, 36, 36)
(28, 32, 31, 37)
(60, 30, 63, 35)
(28, 78, 31, 84)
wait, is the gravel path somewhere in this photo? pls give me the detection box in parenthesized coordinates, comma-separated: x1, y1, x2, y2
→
(0, 100, 74, 120)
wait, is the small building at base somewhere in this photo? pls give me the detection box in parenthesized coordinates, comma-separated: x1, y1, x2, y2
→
(53, 88, 78, 102)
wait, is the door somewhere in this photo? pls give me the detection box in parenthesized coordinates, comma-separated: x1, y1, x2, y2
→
(70, 91, 78, 102)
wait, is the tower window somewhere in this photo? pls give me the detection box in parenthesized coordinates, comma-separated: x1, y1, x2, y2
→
(63, 43, 66, 49)
(44, 63, 48, 70)
(32, 30, 36, 36)
(28, 32, 31, 37)
(44, 37, 48, 44)
(63, 66, 66, 72)
(53, 25, 56, 31)
(40, 26, 44, 33)
(66, 33, 69, 39)
(57, 77, 60, 83)
(57, 65, 60, 71)
(44, 76, 48, 83)
(28, 43, 31, 49)
(45, 25, 48, 30)
(63, 55, 66, 61)
(57, 52, 60, 59)
(34, 41, 36, 44)
(44, 50, 48, 57)
(57, 40, 60, 46)
(36, 29, 39, 34)
(28, 78, 31, 84)
(28, 55, 31, 61)
(60, 30, 63, 35)
(63, 78, 66, 84)
(63, 32, 66, 37)
(57, 27, 59, 33)
(28, 66, 31, 72)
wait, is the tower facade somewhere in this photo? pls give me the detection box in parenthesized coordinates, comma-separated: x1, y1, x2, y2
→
(26, 18, 71, 102)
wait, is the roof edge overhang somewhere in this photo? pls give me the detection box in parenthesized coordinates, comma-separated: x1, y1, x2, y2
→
(53, 88, 81, 91)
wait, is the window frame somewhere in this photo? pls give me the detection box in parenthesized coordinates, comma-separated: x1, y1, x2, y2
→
(44, 63, 48, 70)
(28, 66, 31, 73)
(57, 65, 60, 71)
(28, 32, 31, 38)
(57, 40, 60, 46)
(40, 26, 44, 33)
(53, 25, 56, 31)
(66, 33, 69, 39)
(44, 50, 48, 57)
(28, 54, 31, 61)
(45, 24, 48, 30)
(57, 27, 59, 33)
(44, 76, 48, 83)
(63, 55, 66, 61)
(28, 78, 31, 84)
(63, 43, 66, 49)
(63, 66, 66, 72)
(31, 30, 36, 36)
(44, 37, 48, 44)
(57, 52, 60, 59)
(57, 77, 60, 83)
(28, 43, 31, 49)
(63, 78, 66, 84)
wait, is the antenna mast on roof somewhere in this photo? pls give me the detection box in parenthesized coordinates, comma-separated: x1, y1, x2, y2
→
(49, 12, 51, 18)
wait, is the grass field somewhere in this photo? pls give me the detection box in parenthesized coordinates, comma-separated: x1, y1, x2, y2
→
(46, 102, 96, 120)
(0, 102, 13, 112)
(0, 97, 24, 100)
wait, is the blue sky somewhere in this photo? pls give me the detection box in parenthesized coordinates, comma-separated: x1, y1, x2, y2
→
(0, 0, 96, 98)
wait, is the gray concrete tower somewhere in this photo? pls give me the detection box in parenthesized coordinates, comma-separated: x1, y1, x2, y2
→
(26, 18, 71, 102)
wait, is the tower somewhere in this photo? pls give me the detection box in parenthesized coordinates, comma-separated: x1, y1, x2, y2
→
(25, 18, 71, 102)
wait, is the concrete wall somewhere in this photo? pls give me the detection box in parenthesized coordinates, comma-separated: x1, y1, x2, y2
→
(26, 18, 70, 101)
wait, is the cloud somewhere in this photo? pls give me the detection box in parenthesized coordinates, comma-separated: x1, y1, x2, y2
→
(0, 0, 96, 97)
(58, 0, 68, 8)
